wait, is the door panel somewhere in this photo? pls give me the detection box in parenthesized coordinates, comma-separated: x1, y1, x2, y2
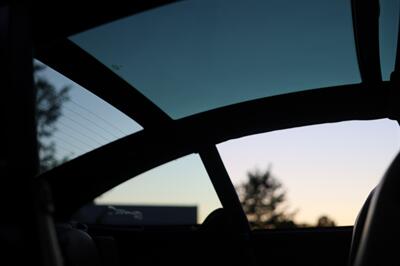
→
(252, 227, 352, 266)
(86, 224, 352, 266)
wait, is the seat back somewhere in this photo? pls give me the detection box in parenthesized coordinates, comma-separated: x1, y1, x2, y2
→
(348, 190, 374, 266)
(57, 224, 100, 266)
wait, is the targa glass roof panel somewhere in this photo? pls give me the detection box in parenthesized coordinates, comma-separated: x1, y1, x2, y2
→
(70, 0, 360, 119)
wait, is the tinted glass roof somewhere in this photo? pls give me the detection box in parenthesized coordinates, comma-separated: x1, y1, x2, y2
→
(70, 0, 360, 119)
(380, 0, 400, 80)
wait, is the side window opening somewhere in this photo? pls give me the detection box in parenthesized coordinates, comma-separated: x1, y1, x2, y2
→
(217, 119, 400, 229)
(74, 154, 222, 226)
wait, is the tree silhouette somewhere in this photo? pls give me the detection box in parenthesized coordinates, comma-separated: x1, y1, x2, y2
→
(238, 166, 338, 229)
(316, 215, 336, 227)
(237, 167, 296, 229)
(35, 62, 70, 172)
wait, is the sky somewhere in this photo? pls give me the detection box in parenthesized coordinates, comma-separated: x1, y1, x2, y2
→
(36, 61, 142, 160)
(38, 0, 400, 225)
(70, 0, 362, 119)
(217, 119, 400, 225)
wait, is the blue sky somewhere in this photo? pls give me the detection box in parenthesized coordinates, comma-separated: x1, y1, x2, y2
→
(37, 62, 142, 159)
(38, 0, 400, 225)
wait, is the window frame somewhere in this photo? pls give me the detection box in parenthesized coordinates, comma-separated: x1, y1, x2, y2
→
(37, 0, 400, 230)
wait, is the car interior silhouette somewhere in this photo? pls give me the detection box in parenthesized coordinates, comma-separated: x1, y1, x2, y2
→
(1, 0, 399, 266)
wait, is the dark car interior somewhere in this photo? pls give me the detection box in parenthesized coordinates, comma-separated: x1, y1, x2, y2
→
(1, 1, 400, 266)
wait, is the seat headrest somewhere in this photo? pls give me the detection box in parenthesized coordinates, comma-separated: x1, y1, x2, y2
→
(56, 224, 100, 266)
